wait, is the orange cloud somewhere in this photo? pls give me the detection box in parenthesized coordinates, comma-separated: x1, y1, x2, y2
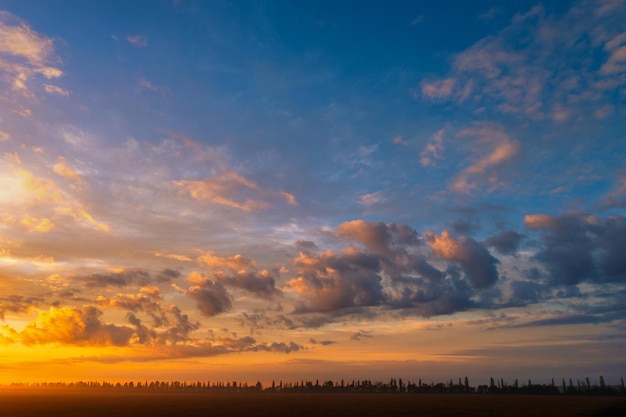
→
(174, 167, 297, 211)
(19, 306, 134, 346)
(197, 251, 256, 271)
(20, 215, 54, 232)
(0, 11, 63, 100)
(524, 214, 557, 229)
(53, 156, 82, 184)
(173, 172, 268, 212)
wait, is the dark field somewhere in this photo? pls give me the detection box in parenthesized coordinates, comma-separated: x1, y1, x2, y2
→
(1, 390, 625, 417)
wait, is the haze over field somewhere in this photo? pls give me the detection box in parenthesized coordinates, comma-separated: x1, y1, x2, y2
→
(0, 0, 625, 385)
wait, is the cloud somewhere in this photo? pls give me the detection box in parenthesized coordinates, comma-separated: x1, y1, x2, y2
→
(0, 295, 43, 319)
(524, 213, 626, 285)
(421, 77, 456, 100)
(79, 268, 179, 288)
(310, 338, 336, 345)
(18, 306, 134, 346)
(350, 329, 373, 341)
(602, 170, 626, 208)
(126, 34, 147, 47)
(451, 123, 519, 193)
(417, 2, 626, 121)
(600, 31, 626, 75)
(43, 84, 69, 96)
(359, 191, 383, 206)
(216, 270, 281, 300)
(485, 230, 524, 255)
(53, 156, 82, 185)
(420, 129, 444, 167)
(198, 251, 256, 271)
(20, 215, 54, 232)
(285, 249, 385, 313)
(392, 135, 408, 145)
(174, 171, 296, 212)
(186, 278, 232, 317)
(0, 11, 62, 101)
(336, 220, 419, 257)
(427, 230, 499, 288)
(197, 251, 281, 299)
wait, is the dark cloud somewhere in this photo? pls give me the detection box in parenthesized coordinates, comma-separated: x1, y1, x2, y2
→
(295, 240, 318, 252)
(155, 268, 181, 282)
(509, 280, 548, 305)
(255, 341, 302, 353)
(187, 280, 232, 316)
(0, 295, 44, 319)
(450, 217, 481, 235)
(428, 231, 499, 289)
(525, 214, 596, 285)
(287, 250, 385, 313)
(236, 312, 297, 334)
(510, 314, 605, 328)
(336, 220, 419, 256)
(485, 230, 524, 255)
(525, 213, 626, 285)
(310, 338, 336, 345)
(350, 329, 373, 341)
(79, 268, 179, 288)
(217, 271, 281, 299)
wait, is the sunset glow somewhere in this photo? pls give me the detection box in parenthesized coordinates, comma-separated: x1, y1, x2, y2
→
(1, 0, 625, 386)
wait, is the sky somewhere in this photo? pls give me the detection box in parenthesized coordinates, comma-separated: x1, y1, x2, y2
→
(0, 0, 625, 386)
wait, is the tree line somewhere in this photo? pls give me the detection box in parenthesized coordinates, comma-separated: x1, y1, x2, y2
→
(8, 375, 625, 396)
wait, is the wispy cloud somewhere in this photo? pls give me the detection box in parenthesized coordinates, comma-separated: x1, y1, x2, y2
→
(420, 129, 445, 167)
(126, 34, 147, 47)
(0, 11, 62, 107)
(417, 2, 626, 121)
(451, 123, 519, 194)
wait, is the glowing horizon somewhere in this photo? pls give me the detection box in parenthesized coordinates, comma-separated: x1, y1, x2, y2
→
(1, 1, 625, 386)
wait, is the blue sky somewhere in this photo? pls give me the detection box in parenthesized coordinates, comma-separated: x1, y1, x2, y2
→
(0, 0, 625, 385)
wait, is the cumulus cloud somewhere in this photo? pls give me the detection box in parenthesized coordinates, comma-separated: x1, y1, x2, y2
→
(186, 276, 232, 317)
(284, 221, 495, 319)
(197, 251, 281, 299)
(18, 306, 134, 346)
(485, 230, 524, 255)
(285, 249, 385, 313)
(336, 220, 419, 257)
(524, 213, 626, 285)
(427, 230, 499, 288)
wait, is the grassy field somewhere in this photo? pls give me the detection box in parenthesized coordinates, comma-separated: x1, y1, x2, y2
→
(0, 390, 624, 417)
